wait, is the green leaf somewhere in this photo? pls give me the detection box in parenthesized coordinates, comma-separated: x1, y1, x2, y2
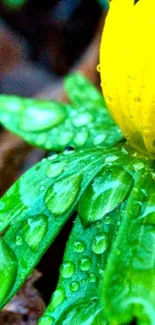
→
(39, 145, 154, 325)
(38, 211, 115, 325)
(0, 147, 113, 310)
(39, 145, 150, 325)
(0, 74, 123, 151)
(102, 161, 155, 324)
(0, 142, 151, 319)
(64, 73, 107, 107)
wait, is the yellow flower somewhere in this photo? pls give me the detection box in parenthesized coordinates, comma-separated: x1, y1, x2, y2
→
(100, 0, 155, 155)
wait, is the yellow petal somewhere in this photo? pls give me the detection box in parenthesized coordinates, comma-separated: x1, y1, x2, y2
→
(100, 0, 155, 155)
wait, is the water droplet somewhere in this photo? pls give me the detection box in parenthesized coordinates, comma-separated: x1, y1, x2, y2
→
(20, 100, 67, 131)
(74, 130, 88, 147)
(46, 141, 53, 150)
(106, 96, 112, 102)
(121, 147, 128, 155)
(78, 167, 133, 225)
(81, 278, 87, 285)
(96, 64, 101, 72)
(49, 287, 65, 311)
(23, 215, 48, 251)
(0, 239, 17, 303)
(104, 216, 111, 225)
(78, 256, 91, 271)
(60, 261, 75, 278)
(40, 185, 45, 191)
(135, 97, 141, 102)
(89, 273, 97, 283)
(70, 281, 80, 292)
(45, 173, 82, 216)
(93, 134, 106, 146)
(63, 147, 75, 155)
(46, 161, 66, 178)
(128, 202, 143, 218)
(99, 268, 104, 276)
(15, 235, 23, 246)
(58, 131, 73, 146)
(96, 221, 102, 228)
(92, 234, 108, 255)
(39, 316, 55, 325)
(105, 155, 118, 163)
(48, 153, 58, 160)
(132, 152, 138, 157)
(132, 162, 145, 171)
(72, 113, 93, 127)
(37, 133, 47, 146)
(72, 240, 85, 253)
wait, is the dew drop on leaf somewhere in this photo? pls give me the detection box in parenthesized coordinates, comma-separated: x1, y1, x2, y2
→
(72, 112, 93, 127)
(22, 215, 48, 251)
(45, 173, 82, 216)
(63, 147, 75, 155)
(40, 185, 45, 191)
(36, 133, 47, 146)
(49, 287, 66, 311)
(132, 162, 145, 171)
(58, 131, 73, 146)
(46, 161, 66, 178)
(74, 130, 88, 147)
(104, 216, 111, 225)
(70, 281, 80, 292)
(128, 202, 143, 219)
(20, 101, 67, 132)
(104, 154, 119, 163)
(60, 261, 75, 278)
(93, 134, 106, 146)
(72, 240, 85, 253)
(0, 239, 17, 303)
(48, 153, 58, 161)
(89, 273, 97, 283)
(78, 256, 91, 271)
(91, 234, 108, 255)
(78, 167, 133, 225)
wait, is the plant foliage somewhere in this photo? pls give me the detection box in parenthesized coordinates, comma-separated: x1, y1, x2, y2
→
(0, 74, 154, 325)
(0, 74, 123, 151)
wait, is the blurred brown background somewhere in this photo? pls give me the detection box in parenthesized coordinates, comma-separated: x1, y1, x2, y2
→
(0, 1, 107, 324)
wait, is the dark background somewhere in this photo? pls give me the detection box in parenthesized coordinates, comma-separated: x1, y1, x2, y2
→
(0, 0, 102, 96)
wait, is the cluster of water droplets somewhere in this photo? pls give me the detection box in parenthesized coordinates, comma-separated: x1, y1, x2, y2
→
(39, 206, 115, 325)
(1, 80, 121, 151)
